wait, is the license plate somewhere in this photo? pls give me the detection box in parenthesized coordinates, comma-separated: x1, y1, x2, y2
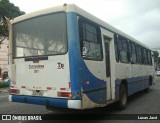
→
(32, 90, 43, 96)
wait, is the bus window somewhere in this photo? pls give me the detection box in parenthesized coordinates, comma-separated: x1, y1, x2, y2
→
(137, 45, 143, 64)
(118, 37, 128, 63)
(147, 50, 152, 65)
(143, 48, 147, 64)
(128, 41, 132, 62)
(114, 34, 119, 62)
(130, 43, 137, 64)
(150, 51, 153, 65)
(13, 13, 67, 57)
(79, 20, 102, 60)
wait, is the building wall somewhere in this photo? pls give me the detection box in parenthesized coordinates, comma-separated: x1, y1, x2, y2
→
(0, 38, 9, 77)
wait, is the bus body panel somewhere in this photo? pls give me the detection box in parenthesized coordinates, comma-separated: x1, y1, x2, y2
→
(100, 28, 116, 102)
(67, 12, 107, 108)
(114, 62, 154, 101)
(67, 12, 82, 100)
(12, 54, 70, 98)
(81, 60, 107, 106)
(9, 95, 82, 109)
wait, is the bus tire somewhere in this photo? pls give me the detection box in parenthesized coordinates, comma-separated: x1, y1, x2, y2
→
(145, 86, 150, 92)
(149, 76, 153, 86)
(145, 76, 152, 92)
(118, 84, 127, 110)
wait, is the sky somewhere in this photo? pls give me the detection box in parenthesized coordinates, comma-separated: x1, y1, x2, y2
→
(9, 0, 160, 52)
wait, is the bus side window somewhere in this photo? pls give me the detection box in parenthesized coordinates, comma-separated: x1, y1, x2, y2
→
(149, 51, 152, 65)
(114, 34, 119, 62)
(130, 43, 137, 64)
(137, 45, 143, 64)
(118, 37, 128, 63)
(79, 19, 103, 61)
(147, 50, 152, 65)
(143, 48, 147, 64)
(128, 41, 132, 63)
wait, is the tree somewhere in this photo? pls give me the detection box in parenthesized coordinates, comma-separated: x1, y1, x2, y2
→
(0, 0, 25, 44)
(153, 51, 159, 63)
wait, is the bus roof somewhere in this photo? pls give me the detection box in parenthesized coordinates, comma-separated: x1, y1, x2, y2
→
(11, 4, 151, 50)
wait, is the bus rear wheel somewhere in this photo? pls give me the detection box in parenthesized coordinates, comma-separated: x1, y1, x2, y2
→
(145, 76, 152, 92)
(118, 84, 127, 110)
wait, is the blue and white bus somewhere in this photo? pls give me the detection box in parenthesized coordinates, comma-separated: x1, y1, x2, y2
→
(8, 4, 154, 110)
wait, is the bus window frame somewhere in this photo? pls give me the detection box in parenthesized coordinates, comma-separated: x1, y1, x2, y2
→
(114, 34, 119, 62)
(136, 45, 143, 65)
(130, 42, 137, 64)
(117, 36, 129, 63)
(78, 17, 103, 61)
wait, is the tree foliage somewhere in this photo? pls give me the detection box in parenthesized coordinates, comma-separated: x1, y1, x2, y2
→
(0, 0, 25, 43)
(153, 51, 159, 63)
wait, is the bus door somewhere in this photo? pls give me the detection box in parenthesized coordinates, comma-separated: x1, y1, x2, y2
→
(101, 28, 115, 101)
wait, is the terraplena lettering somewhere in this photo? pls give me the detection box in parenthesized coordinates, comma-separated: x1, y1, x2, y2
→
(29, 65, 44, 69)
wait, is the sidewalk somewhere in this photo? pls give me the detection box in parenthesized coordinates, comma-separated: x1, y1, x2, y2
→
(0, 87, 9, 93)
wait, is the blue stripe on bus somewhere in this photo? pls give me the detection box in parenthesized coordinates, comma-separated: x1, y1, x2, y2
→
(27, 96, 47, 105)
(81, 61, 107, 104)
(12, 95, 68, 108)
(127, 76, 150, 96)
(12, 95, 26, 103)
(47, 98, 67, 108)
(67, 12, 106, 104)
(115, 76, 150, 101)
(67, 12, 82, 100)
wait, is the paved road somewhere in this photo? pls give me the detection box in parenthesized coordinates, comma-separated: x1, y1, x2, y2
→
(0, 77, 159, 122)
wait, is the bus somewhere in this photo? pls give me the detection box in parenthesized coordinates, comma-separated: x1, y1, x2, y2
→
(8, 4, 154, 110)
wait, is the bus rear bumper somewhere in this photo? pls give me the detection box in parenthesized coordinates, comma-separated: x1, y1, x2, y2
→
(9, 95, 81, 109)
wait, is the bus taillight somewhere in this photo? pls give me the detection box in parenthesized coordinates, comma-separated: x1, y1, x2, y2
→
(10, 89, 20, 94)
(21, 86, 26, 88)
(47, 87, 52, 90)
(60, 88, 66, 90)
(57, 92, 72, 98)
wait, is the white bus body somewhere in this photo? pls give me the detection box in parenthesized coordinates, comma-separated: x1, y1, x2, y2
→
(8, 4, 154, 110)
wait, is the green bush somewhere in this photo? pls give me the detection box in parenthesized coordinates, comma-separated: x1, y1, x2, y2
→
(0, 82, 9, 88)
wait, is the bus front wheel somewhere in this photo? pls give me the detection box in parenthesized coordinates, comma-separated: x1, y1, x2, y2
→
(118, 84, 127, 110)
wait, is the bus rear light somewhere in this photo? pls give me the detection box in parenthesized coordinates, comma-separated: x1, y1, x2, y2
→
(11, 86, 14, 88)
(10, 89, 20, 94)
(57, 92, 72, 98)
(60, 88, 70, 91)
(60, 88, 66, 90)
(47, 87, 52, 90)
(83, 81, 89, 85)
(21, 86, 26, 88)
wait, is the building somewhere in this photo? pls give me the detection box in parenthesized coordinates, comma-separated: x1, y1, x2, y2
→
(0, 37, 9, 78)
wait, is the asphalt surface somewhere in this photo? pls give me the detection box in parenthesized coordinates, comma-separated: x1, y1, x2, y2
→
(0, 77, 160, 123)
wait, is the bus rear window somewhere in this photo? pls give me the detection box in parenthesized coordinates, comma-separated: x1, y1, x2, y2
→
(13, 12, 67, 58)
